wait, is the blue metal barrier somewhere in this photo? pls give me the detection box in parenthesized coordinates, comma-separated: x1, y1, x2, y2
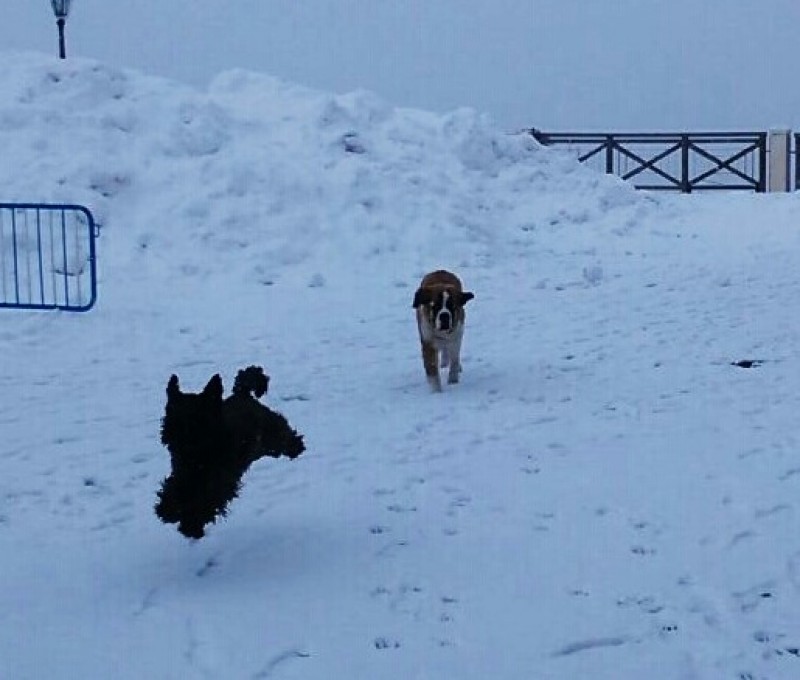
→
(0, 203, 98, 312)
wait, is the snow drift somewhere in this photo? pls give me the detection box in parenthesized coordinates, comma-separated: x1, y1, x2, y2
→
(2, 52, 800, 680)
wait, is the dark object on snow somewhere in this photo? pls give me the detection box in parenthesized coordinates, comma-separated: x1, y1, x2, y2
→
(155, 365, 305, 539)
(731, 359, 764, 369)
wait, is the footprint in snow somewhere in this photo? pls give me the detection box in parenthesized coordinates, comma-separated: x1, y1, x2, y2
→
(386, 503, 417, 513)
(373, 637, 400, 650)
(552, 636, 630, 657)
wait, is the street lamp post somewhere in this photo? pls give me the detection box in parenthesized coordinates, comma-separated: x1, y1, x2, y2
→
(50, 0, 73, 59)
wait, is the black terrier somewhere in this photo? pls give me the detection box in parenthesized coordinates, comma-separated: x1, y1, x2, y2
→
(155, 366, 305, 539)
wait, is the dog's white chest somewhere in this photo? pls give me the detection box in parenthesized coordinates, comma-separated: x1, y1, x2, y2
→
(418, 315, 463, 349)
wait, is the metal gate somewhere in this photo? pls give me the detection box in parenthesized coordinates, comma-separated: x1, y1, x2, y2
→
(0, 203, 98, 312)
(530, 131, 767, 193)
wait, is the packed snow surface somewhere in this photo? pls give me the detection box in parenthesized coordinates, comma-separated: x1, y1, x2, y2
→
(1, 53, 800, 679)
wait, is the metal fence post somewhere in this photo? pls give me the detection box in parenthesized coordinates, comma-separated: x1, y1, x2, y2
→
(795, 133, 800, 191)
(680, 135, 691, 193)
(604, 135, 614, 175)
(758, 133, 768, 192)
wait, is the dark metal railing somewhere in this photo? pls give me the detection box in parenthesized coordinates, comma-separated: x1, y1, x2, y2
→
(530, 131, 767, 193)
(0, 203, 98, 312)
(794, 133, 800, 191)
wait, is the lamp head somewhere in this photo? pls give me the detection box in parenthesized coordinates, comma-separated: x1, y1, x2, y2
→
(50, 0, 72, 19)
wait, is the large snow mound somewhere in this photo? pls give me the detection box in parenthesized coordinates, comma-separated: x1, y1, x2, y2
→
(0, 52, 647, 292)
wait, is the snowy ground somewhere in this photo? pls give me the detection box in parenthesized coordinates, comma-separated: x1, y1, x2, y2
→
(1, 53, 800, 679)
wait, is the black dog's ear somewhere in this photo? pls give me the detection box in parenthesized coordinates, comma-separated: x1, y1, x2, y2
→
(460, 291, 475, 305)
(166, 374, 180, 397)
(254, 372, 270, 399)
(413, 288, 431, 308)
(250, 366, 270, 398)
(203, 374, 224, 400)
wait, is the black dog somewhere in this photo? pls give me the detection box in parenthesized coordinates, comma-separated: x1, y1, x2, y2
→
(155, 366, 305, 539)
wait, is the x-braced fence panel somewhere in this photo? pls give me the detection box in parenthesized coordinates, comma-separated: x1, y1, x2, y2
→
(0, 203, 98, 312)
(530, 131, 767, 193)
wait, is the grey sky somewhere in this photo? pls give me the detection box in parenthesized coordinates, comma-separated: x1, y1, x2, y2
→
(3, 1, 798, 131)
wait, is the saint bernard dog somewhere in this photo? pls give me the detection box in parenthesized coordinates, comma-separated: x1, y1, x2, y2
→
(412, 270, 474, 392)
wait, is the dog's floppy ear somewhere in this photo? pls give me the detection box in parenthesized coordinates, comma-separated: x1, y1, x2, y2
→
(203, 374, 224, 400)
(166, 374, 180, 398)
(460, 291, 474, 305)
(413, 288, 431, 308)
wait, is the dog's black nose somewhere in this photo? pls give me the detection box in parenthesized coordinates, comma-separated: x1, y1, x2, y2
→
(438, 312, 451, 330)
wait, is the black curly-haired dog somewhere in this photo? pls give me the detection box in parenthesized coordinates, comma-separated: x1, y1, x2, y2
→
(155, 366, 305, 539)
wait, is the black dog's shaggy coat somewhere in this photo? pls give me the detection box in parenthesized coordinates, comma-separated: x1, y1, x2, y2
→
(155, 366, 305, 539)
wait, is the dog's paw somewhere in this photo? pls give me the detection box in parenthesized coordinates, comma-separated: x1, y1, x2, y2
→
(178, 520, 206, 540)
(287, 434, 306, 459)
(154, 498, 181, 525)
(154, 478, 183, 524)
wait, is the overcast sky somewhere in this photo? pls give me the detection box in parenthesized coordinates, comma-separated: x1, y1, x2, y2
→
(3, 1, 799, 132)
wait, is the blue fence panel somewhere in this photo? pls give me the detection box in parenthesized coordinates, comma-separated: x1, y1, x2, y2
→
(0, 203, 98, 312)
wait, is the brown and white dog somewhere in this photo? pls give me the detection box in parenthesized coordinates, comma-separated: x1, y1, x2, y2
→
(412, 270, 474, 392)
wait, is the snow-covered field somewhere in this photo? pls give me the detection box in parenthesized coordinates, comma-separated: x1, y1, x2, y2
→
(1, 53, 800, 679)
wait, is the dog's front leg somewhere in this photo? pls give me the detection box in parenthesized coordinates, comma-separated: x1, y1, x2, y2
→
(446, 336, 463, 385)
(421, 341, 442, 392)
